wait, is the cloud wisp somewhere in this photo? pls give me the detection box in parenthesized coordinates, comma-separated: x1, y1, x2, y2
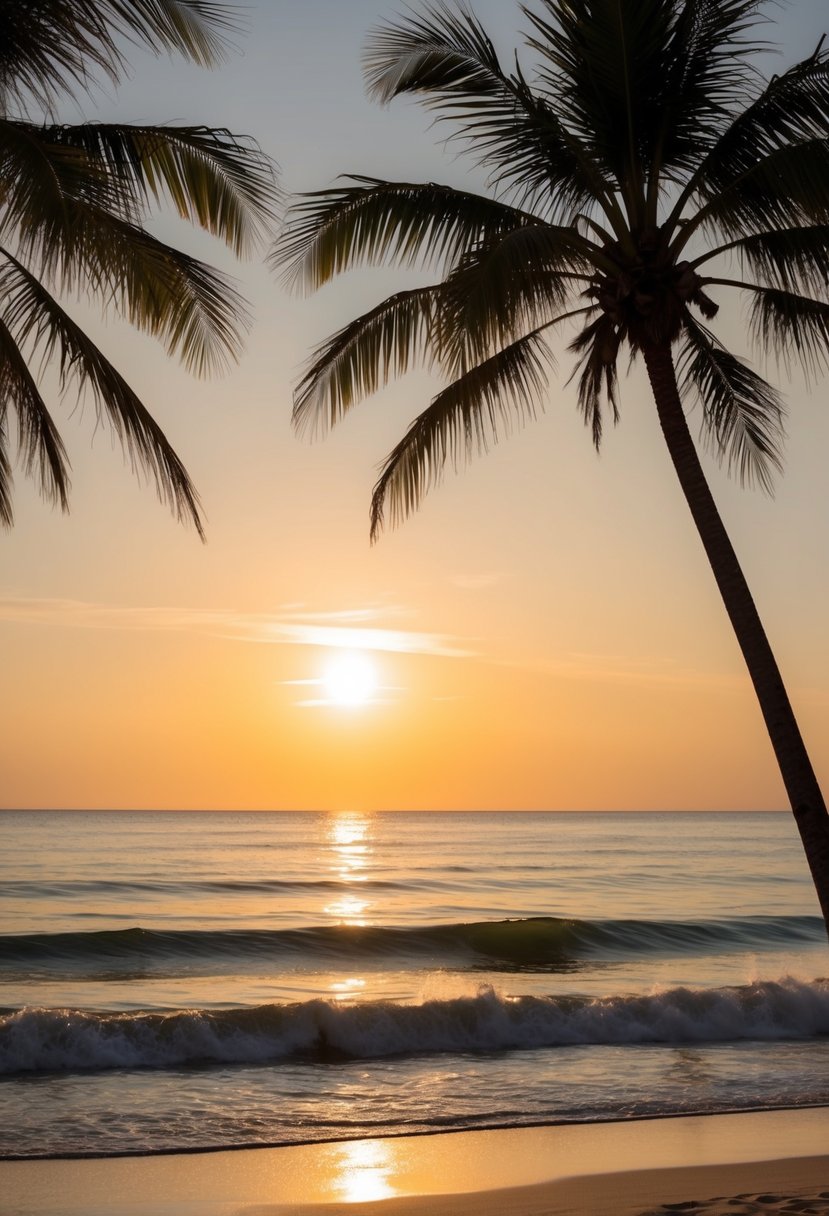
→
(0, 598, 776, 698)
(0, 597, 473, 660)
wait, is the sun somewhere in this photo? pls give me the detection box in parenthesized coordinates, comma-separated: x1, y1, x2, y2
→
(322, 652, 378, 707)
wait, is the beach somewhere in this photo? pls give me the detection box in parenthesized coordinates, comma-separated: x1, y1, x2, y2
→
(3, 1108, 829, 1216)
(3, 813, 828, 1211)
(4, 812, 829, 1159)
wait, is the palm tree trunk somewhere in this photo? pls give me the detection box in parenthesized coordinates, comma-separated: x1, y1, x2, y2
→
(642, 341, 829, 938)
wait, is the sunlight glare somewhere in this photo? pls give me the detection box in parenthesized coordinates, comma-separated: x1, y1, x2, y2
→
(333, 1139, 395, 1203)
(330, 976, 367, 1002)
(324, 892, 370, 923)
(325, 815, 373, 922)
(323, 653, 378, 707)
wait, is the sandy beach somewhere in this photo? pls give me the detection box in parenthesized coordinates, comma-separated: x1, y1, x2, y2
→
(2, 1107, 828, 1216)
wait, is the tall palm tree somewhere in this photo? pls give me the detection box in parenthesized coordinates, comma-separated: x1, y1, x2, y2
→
(0, 0, 276, 536)
(275, 0, 829, 934)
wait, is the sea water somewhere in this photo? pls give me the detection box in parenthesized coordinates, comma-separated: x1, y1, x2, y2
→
(1, 810, 827, 1159)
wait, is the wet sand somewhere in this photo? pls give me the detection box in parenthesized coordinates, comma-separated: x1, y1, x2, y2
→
(2, 1106, 828, 1216)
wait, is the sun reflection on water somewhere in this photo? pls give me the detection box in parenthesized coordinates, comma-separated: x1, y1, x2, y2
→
(324, 814, 374, 995)
(325, 814, 374, 907)
(330, 976, 367, 1002)
(324, 893, 370, 923)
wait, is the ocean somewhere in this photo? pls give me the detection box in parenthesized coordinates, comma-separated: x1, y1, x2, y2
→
(1, 810, 828, 1160)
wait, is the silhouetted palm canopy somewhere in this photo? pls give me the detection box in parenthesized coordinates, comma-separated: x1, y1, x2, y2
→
(275, 0, 829, 932)
(0, 0, 275, 535)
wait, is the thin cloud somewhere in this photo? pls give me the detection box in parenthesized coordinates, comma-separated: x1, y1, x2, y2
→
(0, 596, 474, 659)
(1, 596, 763, 695)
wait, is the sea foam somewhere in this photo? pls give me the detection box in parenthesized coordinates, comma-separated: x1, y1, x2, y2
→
(3, 977, 828, 1075)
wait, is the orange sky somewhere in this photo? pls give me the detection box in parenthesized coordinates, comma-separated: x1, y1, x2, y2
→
(2, 0, 828, 811)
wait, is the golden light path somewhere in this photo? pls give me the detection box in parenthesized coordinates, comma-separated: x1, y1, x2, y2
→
(324, 814, 373, 999)
(331, 1138, 396, 1203)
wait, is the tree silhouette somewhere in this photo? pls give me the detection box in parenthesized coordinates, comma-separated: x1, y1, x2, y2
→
(276, 0, 829, 932)
(0, 0, 277, 535)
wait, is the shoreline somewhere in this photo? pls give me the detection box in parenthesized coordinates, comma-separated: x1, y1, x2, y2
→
(5, 1098, 829, 1163)
(3, 1105, 828, 1216)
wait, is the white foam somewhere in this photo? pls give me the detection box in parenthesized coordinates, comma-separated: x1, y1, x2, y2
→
(3, 977, 828, 1074)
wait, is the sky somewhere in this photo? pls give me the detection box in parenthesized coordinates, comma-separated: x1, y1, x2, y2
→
(2, 0, 829, 812)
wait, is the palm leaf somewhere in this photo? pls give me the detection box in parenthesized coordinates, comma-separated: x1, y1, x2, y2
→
(0, 0, 237, 112)
(274, 177, 540, 292)
(436, 223, 593, 372)
(0, 122, 264, 372)
(100, 1, 238, 65)
(92, 220, 248, 377)
(567, 311, 621, 446)
(674, 49, 829, 242)
(690, 138, 829, 248)
(694, 225, 829, 296)
(694, 48, 829, 196)
(364, 1, 505, 104)
(0, 254, 204, 535)
(743, 283, 829, 380)
(0, 118, 124, 248)
(363, 2, 615, 221)
(12, 200, 249, 377)
(645, 0, 766, 183)
(369, 326, 553, 539)
(677, 315, 784, 492)
(38, 122, 276, 255)
(294, 284, 442, 435)
(0, 312, 70, 519)
(524, 0, 676, 204)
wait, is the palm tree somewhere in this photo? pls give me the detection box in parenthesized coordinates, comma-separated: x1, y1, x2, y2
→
(274, 0, 829, 934)
(0, 0, 276, 536)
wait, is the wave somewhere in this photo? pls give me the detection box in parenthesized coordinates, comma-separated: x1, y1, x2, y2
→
(3, 978, 828, 1075)
(2, 878, 412, 897)
(1, 915, 823, 976)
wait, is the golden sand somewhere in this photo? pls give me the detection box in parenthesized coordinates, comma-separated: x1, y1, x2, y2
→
(2, 1107, 828, 1216)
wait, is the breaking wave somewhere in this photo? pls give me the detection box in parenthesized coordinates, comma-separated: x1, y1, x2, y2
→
(3, 977, 828, 1075)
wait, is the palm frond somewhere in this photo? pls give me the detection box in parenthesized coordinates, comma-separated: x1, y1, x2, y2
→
(369, 326, 552, 539)
(0, 254, 204, 535)
(364, 0, 504, 103)
(677, 315, 784, 492)
(524, 0, 677, 206)
(37, 123, 276, 255)
(694, 225, 829, 296)
(651, 0, 765, 161)
(101, 1, 238, 65)
(0, 0, 238, 113)
(0, 124, 254, 375)
(437, 223, 593, 372)
(0, 313, 70, 517)
(743, 283, 829, 381)
(674, 48, 829, 241)
(363, 2, 616, 222)
(273, 177, 540, 292)
(0, 118, 125, 244)
(697, 47, 829, 192)
(685, 137, 829, 250)
(567, 311, 620, 447)
(294, 284, 442, 435)
(12, 200, 249, 377)
(0, 122, 272, 345)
